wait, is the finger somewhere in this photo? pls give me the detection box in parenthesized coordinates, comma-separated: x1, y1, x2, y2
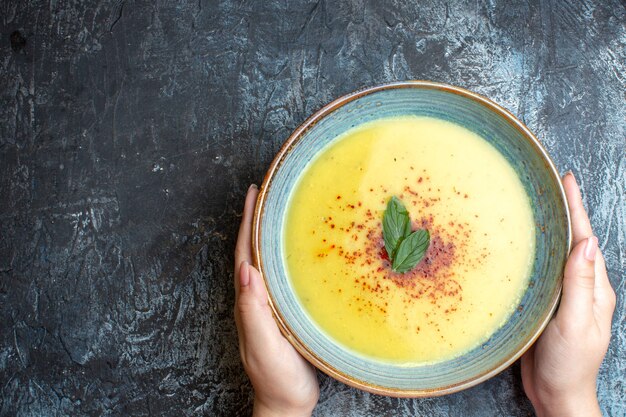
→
(520, 344, 536, 402)
(592, 251, 617, 328)
(235, 184, 259, 299)
(562, 172, 593, 244)
(237, 262, 283, 363)
(595, 251, 614, 298)
(557, 236, 598, 329)
(562, 174, 616, 330)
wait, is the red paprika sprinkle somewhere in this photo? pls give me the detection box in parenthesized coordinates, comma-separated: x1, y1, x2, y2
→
(317, 178, 480, 317)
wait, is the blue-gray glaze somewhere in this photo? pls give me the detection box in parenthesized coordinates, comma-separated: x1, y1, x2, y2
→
(260, 83, 568, 391)
(0, 1, 624, 416)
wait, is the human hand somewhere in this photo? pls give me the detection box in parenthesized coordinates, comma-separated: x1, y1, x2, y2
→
(234, 185, 319, 417)
(521, 173, 616, 417)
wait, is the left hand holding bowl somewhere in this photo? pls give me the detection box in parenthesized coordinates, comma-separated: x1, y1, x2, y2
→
(234, 185, 320, 417)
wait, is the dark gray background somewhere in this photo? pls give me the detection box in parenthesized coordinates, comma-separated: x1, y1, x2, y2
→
(1, 0, 624, 416)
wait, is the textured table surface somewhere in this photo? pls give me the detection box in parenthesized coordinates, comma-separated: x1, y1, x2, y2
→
(1, 1, 624, 416)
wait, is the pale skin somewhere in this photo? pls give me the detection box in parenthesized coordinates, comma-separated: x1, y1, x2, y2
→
(234, 173, 616, 417)
(521, 173, 616, 417)
(234, 184, 319, 417)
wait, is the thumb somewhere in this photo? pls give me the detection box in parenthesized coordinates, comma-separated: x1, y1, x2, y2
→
(236, 261, 283, 357)
(557, 236, 598, 328)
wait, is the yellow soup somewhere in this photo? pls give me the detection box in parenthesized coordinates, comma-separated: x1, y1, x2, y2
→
(284, 116, 535, 364)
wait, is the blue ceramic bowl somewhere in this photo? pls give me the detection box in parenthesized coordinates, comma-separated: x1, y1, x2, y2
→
(253, 81, 571, 396)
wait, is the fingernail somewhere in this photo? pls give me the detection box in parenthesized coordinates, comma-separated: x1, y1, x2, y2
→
(240, 261, 250, 287)
(584, 236, 598, 262)
(563, 170, 576, 182)
(249, 184, 258, 191)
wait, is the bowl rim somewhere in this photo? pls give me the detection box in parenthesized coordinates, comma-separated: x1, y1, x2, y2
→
(251, 80, 572, 397)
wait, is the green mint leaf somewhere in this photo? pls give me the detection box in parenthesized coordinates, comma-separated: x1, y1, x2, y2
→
(382, 196, 412, 259)
(392, 229, 430, 273)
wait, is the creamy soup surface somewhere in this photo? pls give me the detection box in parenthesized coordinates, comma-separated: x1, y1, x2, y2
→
(284, 116, 535, 364)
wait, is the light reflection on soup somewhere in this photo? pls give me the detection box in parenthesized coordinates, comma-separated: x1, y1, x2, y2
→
(284, 116, 535, 364)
